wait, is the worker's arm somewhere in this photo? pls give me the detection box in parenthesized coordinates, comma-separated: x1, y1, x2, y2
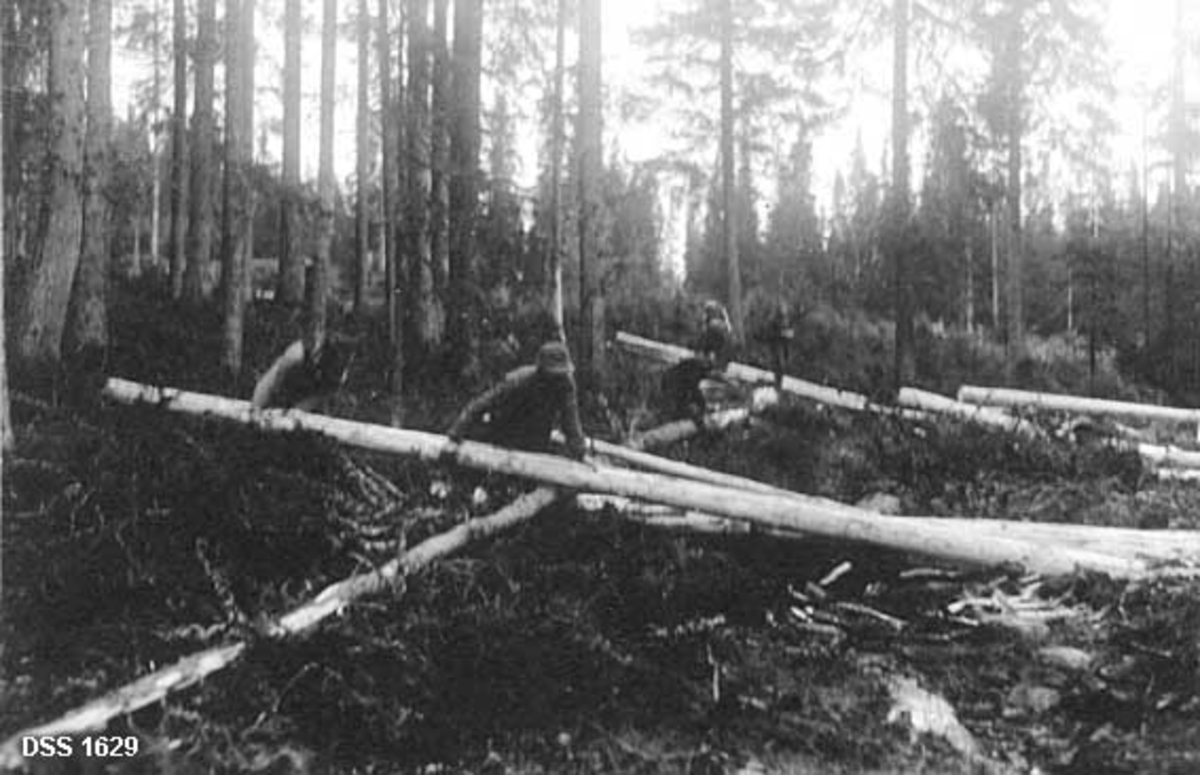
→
(446, 368, 531, 441)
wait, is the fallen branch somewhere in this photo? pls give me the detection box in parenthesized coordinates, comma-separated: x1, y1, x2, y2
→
(0, 487, 563, 768)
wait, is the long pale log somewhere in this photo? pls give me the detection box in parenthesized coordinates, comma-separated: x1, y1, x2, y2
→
(898, 387, 1043, 439)
(616, 330, 928, 421)
(958, 385, 1200, 425)
(101, 378, 1146, 577)
(579, 493, 1200, 566)
(0, 486, 562, 767)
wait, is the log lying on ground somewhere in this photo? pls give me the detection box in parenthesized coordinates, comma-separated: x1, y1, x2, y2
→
(0, 486, 564, 768)
(579, 493, 1200, 566)
(616, 330, 928, 421)
(101, 378, 1150, 578)
(898, 387, 1043, 439)
(958, 385, 1200, 426)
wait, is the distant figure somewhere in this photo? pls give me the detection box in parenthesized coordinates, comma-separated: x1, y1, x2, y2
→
(446, 340, 588, 459)
(660, 356, 723, 423)
(754, 300, 795, 388)
(251, 337, 351, 412)
(696, 299, 733, 366)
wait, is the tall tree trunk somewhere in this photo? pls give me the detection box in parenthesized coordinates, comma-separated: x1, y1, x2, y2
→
(14, 0, 85, 375)
(66, 0, 113, 358)
(407, 0, 437, 359)
(578, 0, 602, 379)
(890, 0, 913, 389)
(1, 21, 12, 454)
(220, 0, 255, 377)
(168, 0, 188, 298)
(448, 0, 481, 371)
(148, 0, 163, 274)
(430, 0, 450, 310)
(1003, 7, 1024, 383)
(378, 0, 402, 418)
(277, 0, 304, 304)
(184, 0, 216, 303)
(718, 0, 742, 343)
(354, 0, 369, 313)
(546, 0, 566, 334)
(313, 0, 336, 349)
(1166, 0, 1186, 380)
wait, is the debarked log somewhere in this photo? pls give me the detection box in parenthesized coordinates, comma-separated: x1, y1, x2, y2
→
(958, 385, 1200, 425)
(615, 330, 928, 422)
(101, 378, 1148, 578)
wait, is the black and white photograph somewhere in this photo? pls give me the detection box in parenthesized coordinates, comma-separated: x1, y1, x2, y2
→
(3, 0, 1200, 771)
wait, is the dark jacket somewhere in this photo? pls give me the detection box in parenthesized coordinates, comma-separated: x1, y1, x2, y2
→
(447, 366, 587, 458)
(661, 357, 716, 421)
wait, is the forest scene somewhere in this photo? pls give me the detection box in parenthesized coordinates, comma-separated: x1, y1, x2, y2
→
(5, 0, 1200, 772)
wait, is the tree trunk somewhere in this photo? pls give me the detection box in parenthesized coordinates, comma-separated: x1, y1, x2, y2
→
(66, 0, 113, 357)
(578, 0, 602, 378)
(220, 0, 255, 377)
(430, 0, 450, 311)
(407, 0, 438, 358)
(168, 0, 188, 298)
(1, 18, 12, 453)
(719, 0, 743, 344)
(1003, 7, 1024, 382)
(277, 0, 304, 305)
(448, 0, 481, 371)
(377, 0, 402, 420)
(354, 0, 370, 314)
(313, 0, 337, 349)
(890, 0, 913, 390)
(546, 0, 566, 334)
(184, 0, 216, 303)
(14, 0, 85, 375)
(148, 0, 163, 274)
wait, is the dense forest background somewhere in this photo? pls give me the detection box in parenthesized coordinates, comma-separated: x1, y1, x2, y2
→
(4, 0, 1200, 441)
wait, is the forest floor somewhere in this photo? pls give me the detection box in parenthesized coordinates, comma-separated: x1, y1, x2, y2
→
(4, 285, 1200, 774)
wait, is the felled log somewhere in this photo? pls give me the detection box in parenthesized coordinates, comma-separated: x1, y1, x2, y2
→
(897, 387, 1043, 439)
(101, 378, 1148, 578)
(579, 492, 1200, 566)
(958, 385, 1200, 426)
(616, 330, 928, 421)
(0, 487, 564, 767)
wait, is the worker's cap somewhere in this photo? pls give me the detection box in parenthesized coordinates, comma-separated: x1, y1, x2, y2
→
(536, 341, 575, 375)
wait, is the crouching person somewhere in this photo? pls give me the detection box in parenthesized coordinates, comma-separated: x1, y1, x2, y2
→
(446, 340, 588, 460)
(660, 356, 725, 424)
(252, 336, 351, 412)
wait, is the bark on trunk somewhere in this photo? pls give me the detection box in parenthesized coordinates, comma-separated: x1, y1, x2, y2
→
(14, 0, 85, 372)
(183, 0, 216, 303)
(66, 0, 113, 357)
(278, 0, 304, 305)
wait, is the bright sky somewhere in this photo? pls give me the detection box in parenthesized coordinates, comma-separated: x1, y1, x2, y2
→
(111, 0, 1189, 223)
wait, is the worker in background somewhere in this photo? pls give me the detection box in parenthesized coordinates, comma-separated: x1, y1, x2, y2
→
(754, 299, 795, 388)
(446, 340, 588, 460)
(660, 355, 725, 424)
(696, 299, 733, 366)
(251, 336, 351, 412)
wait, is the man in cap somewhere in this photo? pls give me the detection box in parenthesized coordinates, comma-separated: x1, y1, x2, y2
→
(696, 299, 733, 366)
(446, 340, 588, 459)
